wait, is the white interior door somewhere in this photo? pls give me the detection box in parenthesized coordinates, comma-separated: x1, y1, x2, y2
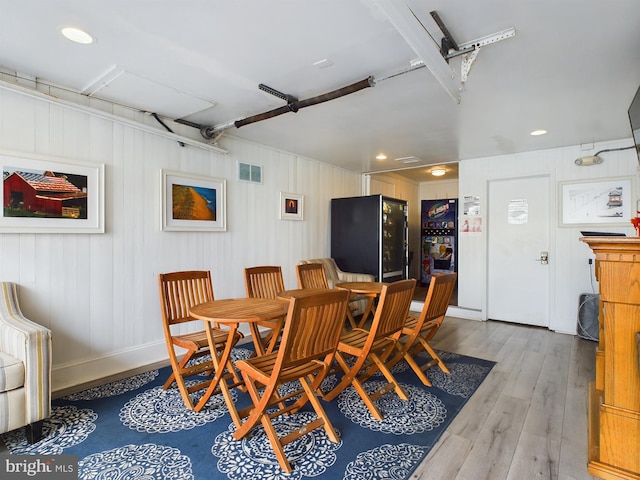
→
(488, 175, 550, 326)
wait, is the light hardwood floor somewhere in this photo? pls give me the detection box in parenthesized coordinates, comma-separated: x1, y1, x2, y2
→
(413, 316, 598, 480)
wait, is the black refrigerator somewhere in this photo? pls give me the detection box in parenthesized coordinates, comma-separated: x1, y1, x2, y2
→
(330, 195, 408, 282)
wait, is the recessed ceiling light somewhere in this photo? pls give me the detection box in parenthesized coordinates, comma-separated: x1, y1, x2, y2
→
(61, 26, 94, 45)
(431, 168, 446, 176)
(375, 153, 387, 160)
(312, 58, 333, 69)
(530, 129, 547, 136)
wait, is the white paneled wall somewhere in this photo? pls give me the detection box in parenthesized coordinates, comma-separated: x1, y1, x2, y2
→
(458, 140, 639, 333)
(0, 81, 362, 391)
(418, 179, 459, 201)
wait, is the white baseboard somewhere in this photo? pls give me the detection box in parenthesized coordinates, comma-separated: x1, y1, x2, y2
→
(52, 340, 167, 393)
(446, 306, 484, 321)
(410, 301, 485, 321)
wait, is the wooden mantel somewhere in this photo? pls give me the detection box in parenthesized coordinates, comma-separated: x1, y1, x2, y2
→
(581, 236, 640, 480)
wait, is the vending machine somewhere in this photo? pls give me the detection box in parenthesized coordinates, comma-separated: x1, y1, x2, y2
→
(421, 199, 457, 285)
(331, 195, 408, 282)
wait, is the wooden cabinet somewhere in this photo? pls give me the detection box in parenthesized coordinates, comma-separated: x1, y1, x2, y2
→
(581, 237, 640, 480)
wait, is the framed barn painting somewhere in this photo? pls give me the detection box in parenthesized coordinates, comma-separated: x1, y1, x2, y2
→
(280, 192, 304, 220)
(0, 151, 105, 233)
(161, 170, 227, 231)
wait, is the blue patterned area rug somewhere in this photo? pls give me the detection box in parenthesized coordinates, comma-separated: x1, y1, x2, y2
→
(2, 347, 494, 479)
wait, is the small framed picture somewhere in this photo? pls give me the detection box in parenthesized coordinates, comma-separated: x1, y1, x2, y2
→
(280, 192, 304, 221)
(161, 170, 226, 231)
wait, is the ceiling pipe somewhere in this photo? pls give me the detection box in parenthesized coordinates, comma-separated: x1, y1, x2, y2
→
(176, 76, 375, 140)
(234, 76, 375, 129)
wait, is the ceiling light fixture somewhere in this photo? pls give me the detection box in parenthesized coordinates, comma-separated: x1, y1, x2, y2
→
(530, 129, 547, 136)
(312, 58, 334, 69)
(376, 153, 387, 160)
(373, 0, 463, 103)
(60, 26, 94, 44)
(431, 168, 446, 176)
(574, 145, 637, 166)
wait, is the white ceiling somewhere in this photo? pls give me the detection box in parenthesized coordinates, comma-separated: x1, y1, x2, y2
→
(1, 0, 639, 183)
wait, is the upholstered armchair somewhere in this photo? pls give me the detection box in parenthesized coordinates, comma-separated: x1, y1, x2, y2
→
(0, 282, 52, 443)
(299, 258, 375, 315)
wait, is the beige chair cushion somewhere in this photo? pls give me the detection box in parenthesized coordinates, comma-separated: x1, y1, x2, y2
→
(302, 258, 339, 281)
(0, 351, 25, 393)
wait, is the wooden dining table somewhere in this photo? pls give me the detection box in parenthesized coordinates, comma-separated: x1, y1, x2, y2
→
(334, 281, 386, 328)
(188, 297, 289, 419)
(278, 287, 332, 299)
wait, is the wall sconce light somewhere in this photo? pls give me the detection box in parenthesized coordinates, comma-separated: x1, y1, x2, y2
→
(575, 145, 636, 166)
(574, 155, 603, 166)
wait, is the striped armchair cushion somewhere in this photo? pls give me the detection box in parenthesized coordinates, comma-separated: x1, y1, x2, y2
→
(0, 282, 51, 431)
(0, 351, 24, 393)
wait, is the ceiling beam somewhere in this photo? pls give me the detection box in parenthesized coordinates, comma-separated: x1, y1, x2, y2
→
(373, 0, 463, 103)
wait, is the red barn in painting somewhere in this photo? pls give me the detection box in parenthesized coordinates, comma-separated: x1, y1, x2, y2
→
(3, 170, 88, 218)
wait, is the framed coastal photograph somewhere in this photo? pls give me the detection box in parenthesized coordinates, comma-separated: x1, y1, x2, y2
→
(280, 192, 304, 220)
(0, 151, 104, 233)
(560, 177, 633, 226)
(161, 170, 226, 231)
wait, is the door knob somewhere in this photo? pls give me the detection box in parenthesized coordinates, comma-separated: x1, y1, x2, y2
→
(536, 251, 549, 265)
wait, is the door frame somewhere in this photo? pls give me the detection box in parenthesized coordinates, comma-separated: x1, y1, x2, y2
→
(486, 173, 556, 328)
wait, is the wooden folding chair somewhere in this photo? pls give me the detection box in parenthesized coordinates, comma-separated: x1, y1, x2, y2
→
(158, 270, 243, 410)
(388, 272, 457, 386)
(296, 262, 358, 329)
(296, 262, 329, 289)
(233, 288, 350, 473)
(323, 279, 416, 420)
(244, 266, 287, 354)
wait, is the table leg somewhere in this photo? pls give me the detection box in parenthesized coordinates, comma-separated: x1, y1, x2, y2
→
(249, 322, 267, 356)
(194, 322, 243, 426)
(345, 307, 358, 330)
(357, 295, 377, 328)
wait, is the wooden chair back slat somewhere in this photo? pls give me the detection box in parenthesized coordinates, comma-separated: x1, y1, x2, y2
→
(373, 279, 416, 339)
(419, 273, 457, 327)
(244, 266, 285, 299)
(159, 270, 214, 325)
(281, 290, 350, 365)
(243, 266, 287, 353)
(296, 263, 329, 289)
